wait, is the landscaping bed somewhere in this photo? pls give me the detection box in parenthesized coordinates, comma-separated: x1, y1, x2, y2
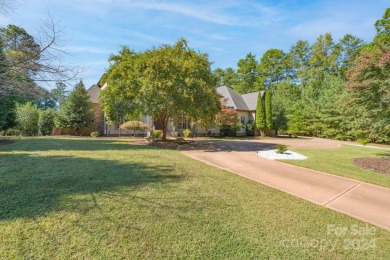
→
(353, 158, 390, 175)
(150, 139, 193, 150)
(132, 139, 217, 151)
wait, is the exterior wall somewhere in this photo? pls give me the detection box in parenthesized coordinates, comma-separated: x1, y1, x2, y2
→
(193, 127, 220, 137)
(236, 110, 250, 136)
(249, 111, 255, 122)
(90, 103, 104, 134)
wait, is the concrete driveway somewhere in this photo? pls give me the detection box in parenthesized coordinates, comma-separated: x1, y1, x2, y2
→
(181, 138, 390, 230)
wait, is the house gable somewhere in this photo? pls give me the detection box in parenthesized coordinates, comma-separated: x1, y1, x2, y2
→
(216, 86, 264, 112)
(87, 84, 101, 104)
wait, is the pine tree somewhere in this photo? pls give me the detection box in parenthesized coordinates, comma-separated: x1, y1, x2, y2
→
(235, 53, 261, 94)
(265, 90, 272, 129)
(255, 91, 266, 136)
(58, 81, 94, 135)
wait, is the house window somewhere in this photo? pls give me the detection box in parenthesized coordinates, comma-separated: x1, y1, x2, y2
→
(176, 115, 191, 130)
(241, 116, 245, 124)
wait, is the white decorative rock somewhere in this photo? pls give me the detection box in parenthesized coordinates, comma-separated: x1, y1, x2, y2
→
(258, 150, 308, 160)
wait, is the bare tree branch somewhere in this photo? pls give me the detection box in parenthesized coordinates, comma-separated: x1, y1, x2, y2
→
(0, 13, 83, 97)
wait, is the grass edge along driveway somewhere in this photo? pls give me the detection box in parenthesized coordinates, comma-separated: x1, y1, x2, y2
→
(282, 144, 390, 188)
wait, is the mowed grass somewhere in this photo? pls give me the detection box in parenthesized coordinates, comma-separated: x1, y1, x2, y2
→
(0, 138, 389, 259)
(283, 145, 390, 188)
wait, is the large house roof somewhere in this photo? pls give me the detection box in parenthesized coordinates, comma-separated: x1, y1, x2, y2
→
(216, 86, 263, 111)
(87, 84, 101, 104)
(216, 86, 248, 110)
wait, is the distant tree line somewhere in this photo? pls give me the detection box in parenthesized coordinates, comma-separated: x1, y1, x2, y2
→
(213, 8, 390, 143)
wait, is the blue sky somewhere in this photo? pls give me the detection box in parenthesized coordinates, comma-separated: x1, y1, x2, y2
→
(1, 0, 388, 89)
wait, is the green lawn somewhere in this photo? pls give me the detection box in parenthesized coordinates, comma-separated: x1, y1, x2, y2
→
(284, 145, 390, 188)
(0, 138, 389, 259)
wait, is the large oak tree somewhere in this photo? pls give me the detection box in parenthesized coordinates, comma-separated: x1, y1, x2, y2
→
(100, 39, 221, 140)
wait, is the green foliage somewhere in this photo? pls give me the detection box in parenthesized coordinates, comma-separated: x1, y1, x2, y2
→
(214, 67, 237, 88)
(99, 47, 139, 127)
(15, 102, 40, 136)
(358, 139, 369, 146)
(271, 82, 301, 132)
(235, 52, 262, 93)
(58, 81, 94, 134)
(2, 128, 21, 136)
(265, 90, 272, 129)
(276, 144, 288, 154)
(374, 8, 390, 37)
(51, 82, 69, 107)
(101, 39, 220, 140)
(152, 130, 163, 139)
(0, 95, 17, 133)
(336, 34, 365, 78)
(258, 49, 286, 89)
(183, 129, 192, 138)
(289, 40, 311, 89)
(0, 24, 40, 77)
(309, 33, 339, 80)
(255, 91, 266, 135)
(245, 120, 255, 136)
(90, 132, 100, 137)
(38, 108, 56, 136)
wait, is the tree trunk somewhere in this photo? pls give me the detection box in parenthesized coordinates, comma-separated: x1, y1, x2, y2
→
(162, 116, 168, 140)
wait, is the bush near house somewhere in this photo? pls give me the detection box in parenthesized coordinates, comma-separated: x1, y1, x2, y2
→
(15, 102, 40, 136)
(57, 81, 94, 135)
(152, 130, 163, 139)
(183, 129, 192, 138)
(119, 121, 149, 137)
(245, 120, 255, 136)
(90, 132, 100, 137)
(38, 109, 56, 136)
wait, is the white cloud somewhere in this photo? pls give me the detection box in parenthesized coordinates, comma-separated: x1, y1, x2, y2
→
(119, 0, 280, 27)
(61, 46, 113, 54)
(121, 1, 234, 25)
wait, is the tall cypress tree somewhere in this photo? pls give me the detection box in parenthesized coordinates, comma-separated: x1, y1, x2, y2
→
(255, 91, 266, 136)
(265, 90, 272, 129)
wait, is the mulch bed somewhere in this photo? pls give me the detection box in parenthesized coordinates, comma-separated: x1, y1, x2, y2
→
(131, 139, 194, 150)
(0, 139, 14, 146)
(150, 140, 194, 150)
(353, 158, 390, 175)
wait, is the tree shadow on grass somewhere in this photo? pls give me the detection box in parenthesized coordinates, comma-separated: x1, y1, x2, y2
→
(377, 152, 390, 157)
(0, 138, 154, 152)
(0, 153, 181, 221)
